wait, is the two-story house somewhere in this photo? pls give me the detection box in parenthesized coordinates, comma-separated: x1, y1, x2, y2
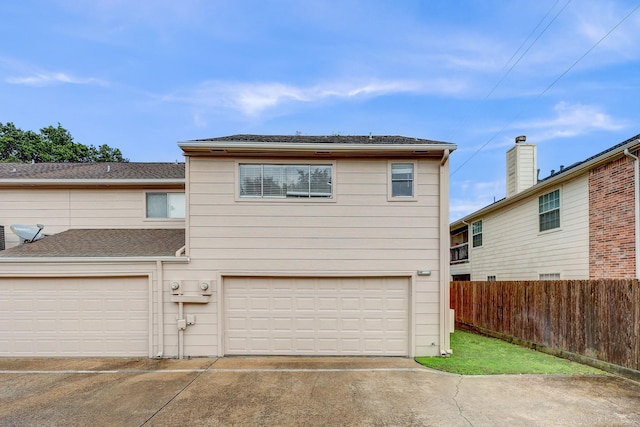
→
(0, 135, 456, 359)
(450, 133, 640, 281)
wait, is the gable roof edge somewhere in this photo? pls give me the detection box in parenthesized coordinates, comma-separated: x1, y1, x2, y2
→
(451, 137, 640, 228)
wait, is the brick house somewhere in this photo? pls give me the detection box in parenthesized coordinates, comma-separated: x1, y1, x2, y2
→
(450, 133, 640, 281)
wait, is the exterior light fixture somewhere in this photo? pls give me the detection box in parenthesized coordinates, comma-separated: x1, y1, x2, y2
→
(170, 282, 180, 291)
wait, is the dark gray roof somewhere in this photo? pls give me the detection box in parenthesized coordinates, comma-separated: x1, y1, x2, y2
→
(0, 229, 185, 258)
(0, 162, 185, 180)
(540, 132, 640, 181)
(189, 134, 452, 145)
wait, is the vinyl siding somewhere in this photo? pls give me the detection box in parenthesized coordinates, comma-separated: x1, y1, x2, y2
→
(467, 174, 589, 280)
(0, 188, 185, 248)
(184, 156, 445, 357)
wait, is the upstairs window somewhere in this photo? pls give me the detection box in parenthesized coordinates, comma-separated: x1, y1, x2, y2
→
(472, 220, 483, 247)
(389, 162, 417, 200)
(239, 164, 332, 199)
(146, 192, 185, 218)
(539, 189, 560, 231)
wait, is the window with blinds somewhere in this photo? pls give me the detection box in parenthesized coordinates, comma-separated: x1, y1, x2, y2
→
(239, 164, 333, 198)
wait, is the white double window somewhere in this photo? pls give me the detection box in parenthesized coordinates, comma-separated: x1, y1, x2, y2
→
(146, 192, 185, 218)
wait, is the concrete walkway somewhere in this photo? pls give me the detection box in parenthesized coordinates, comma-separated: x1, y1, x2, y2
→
(1, 357, 639, 426)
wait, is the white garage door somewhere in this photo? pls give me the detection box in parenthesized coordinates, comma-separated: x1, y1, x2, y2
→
(224, 277, 409, 356)
(0, 277, 148, 357)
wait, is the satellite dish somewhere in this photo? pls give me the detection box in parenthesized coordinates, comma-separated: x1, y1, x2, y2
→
(10, 224, 45, 243)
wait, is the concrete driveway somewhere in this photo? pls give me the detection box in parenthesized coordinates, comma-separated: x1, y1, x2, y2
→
(1, 357, 639, 426)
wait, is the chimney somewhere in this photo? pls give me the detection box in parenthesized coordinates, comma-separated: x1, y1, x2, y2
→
(506, 136, 537, 198)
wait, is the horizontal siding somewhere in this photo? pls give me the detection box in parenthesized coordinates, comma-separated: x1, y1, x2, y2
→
(0, 187, 184, 248)
(187, 157, 440, 272)
(185, 156, 446, 357)
(468, 175, 589, 280)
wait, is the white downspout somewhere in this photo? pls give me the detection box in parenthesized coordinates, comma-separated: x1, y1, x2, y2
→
(439, 149, 452, 355)
(155, 260, 164, 358)
(178, 301, 185, 359)
(623, 148, 640, 279)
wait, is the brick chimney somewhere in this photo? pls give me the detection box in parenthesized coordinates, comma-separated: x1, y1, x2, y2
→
(506, 135, 537, 198)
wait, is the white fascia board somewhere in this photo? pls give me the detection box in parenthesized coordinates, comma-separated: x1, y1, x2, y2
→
(0, 256, 190, 263)
(179, 141, 457, 153)
(0, 179, 185, 187)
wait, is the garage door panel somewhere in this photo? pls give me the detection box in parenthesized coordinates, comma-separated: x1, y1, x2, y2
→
(0, 277, 148, 357)
(224, 277, 409, 356)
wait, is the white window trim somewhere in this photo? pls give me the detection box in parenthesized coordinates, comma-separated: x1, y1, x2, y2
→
(471, 220, 483, 248)
(387, 160, 418, 202)
(234, 160, 337, 203)
(538, 188, 562, 234)
(143, 191, 186, 221)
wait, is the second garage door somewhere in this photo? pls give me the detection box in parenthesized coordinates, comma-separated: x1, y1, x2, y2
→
(224, 276, 409, 356)
(0, 276, 149, 357)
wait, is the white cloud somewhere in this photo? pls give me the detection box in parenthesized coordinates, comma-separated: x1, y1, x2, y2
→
(163, 78, 467, 118)
(450, 179, 505, 221)
(6, 71, 107, 87)
(510, 102, 626, 142)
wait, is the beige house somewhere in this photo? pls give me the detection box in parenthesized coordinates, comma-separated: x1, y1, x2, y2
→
(450, 134, 640, 281)
(0, 135, 456, 359)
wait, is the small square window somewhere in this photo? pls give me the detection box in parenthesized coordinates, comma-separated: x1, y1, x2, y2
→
(389, 162, 416, 200)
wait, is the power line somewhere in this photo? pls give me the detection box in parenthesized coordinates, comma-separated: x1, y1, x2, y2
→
(540, 2, 640, 97)
(452, 1, 640, 176)
(487, 0, 566, 99)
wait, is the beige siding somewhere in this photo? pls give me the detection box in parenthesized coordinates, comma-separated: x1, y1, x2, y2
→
(183, 156, 445, 357)
(1, 188, 184, 248)
(468, 174, 589, 280)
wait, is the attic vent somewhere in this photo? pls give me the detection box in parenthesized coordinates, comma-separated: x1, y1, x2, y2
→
(0, 226, 4, 251)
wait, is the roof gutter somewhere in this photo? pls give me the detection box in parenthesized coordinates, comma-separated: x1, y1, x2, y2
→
(451, 138, 640, 228)
(179, 141, 457, 154)
(0, 179, 185, 188)
(0, 256, 190, 263)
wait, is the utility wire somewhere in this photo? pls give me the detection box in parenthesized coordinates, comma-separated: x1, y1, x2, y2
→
(540, 2, 640, 97)
(452, 1, 640, 176)
(487, 0, 565, 99)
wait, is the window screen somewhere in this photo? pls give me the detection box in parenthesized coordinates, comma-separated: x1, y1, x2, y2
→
(539, 189, 560, 231)
(391, 163, 414, 197)
(239, 164, 332, 198)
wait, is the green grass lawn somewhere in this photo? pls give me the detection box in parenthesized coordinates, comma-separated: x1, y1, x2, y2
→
(415, 330, 605, 375)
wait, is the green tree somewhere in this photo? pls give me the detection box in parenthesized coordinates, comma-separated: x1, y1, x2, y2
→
(0, 122, 128, 163)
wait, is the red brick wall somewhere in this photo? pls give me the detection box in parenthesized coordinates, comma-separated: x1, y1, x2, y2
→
(589, 154, 637, 278)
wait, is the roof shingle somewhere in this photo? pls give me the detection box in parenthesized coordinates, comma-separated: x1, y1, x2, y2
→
(0, 229, 185, 258)
(189, 134, 452, 145)
(0, 162, 185, 180)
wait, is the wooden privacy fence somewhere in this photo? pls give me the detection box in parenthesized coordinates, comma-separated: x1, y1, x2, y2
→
(451, 280, 640, 372)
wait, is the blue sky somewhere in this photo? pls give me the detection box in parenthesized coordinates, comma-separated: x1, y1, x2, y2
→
(1, 1, 639, 220)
